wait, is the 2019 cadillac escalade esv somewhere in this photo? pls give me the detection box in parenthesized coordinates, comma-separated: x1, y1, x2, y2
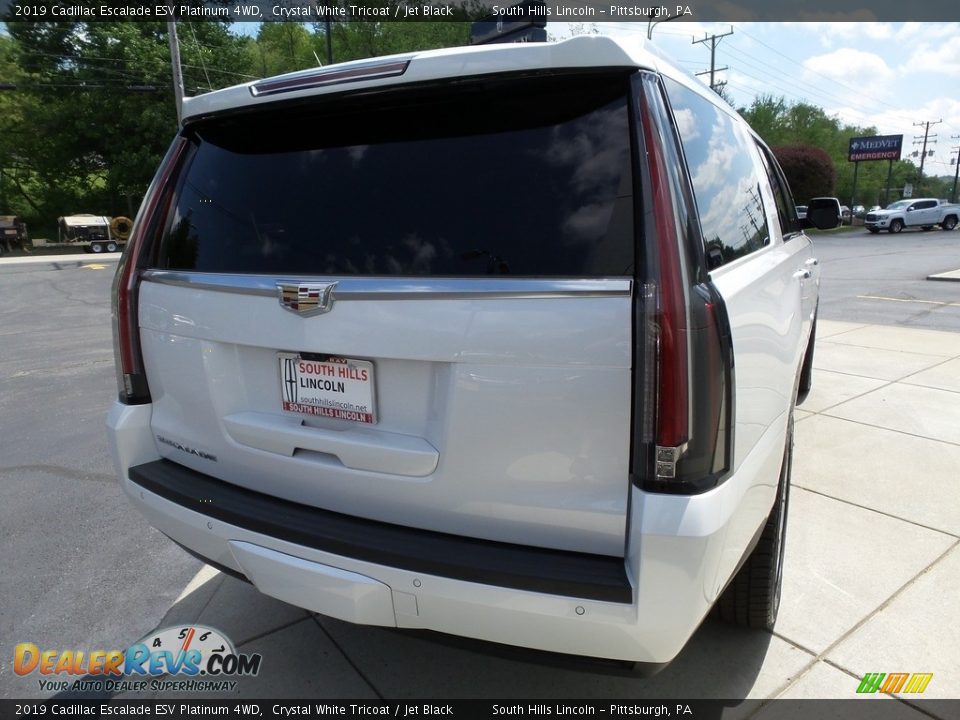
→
(108, 36, 831, 668)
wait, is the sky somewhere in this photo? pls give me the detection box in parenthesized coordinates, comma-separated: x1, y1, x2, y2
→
(590, 21, 960, 178)
(230, 20, 960, 178)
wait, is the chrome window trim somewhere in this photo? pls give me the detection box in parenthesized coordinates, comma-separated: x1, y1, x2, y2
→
(140, 271, 632, 300)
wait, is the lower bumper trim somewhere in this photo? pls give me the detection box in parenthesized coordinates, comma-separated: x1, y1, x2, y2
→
(129, 459, 633, 604)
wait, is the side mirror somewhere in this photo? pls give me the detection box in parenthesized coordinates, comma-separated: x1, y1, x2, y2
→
(802, 199, 841, 230)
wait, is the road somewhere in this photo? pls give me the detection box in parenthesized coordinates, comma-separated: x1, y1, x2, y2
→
(0, 254, 203, 698)
(812, 228, 960, 330)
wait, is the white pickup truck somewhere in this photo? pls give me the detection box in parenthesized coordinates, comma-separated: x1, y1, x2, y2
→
(864, 198, 959, 233)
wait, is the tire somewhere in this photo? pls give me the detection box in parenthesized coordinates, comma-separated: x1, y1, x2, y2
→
(796, 318, 816, 405)
(715, 412, 793, 630)
(889, 219, 903, 233)
(90, 242, 104, 253)
(868, 228, 880, 234)
(922, 226, 933, 231)
(106, 241, 118, 253)
(943, 216, 958, 231)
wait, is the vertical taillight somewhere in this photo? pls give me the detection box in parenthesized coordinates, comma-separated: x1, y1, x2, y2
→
(112, 137, 187, 404)
(633, 73, 733, 494)
(636, 74, 691, 480)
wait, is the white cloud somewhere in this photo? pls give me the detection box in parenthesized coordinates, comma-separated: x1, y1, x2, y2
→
(803, 48, 895, 89)
(901, 42, 960, 79)
(787, 22, 894, 45)
(672, 108, 700, 142)
(896, 23, 959, 43)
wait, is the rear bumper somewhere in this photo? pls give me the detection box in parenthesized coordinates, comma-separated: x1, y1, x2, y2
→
(108, 401, 780, 664)
(129, 458, 632, 604)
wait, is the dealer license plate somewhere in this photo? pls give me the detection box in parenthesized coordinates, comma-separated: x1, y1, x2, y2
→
(278, 353, 376, 424)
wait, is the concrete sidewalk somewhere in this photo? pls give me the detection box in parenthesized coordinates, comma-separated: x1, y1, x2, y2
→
(0, 252, 120, 266)
(127, 321, 959, 708)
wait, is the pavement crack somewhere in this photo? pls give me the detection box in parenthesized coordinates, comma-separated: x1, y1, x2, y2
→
(311, 615, 385, 700)
(817, 412, 960, 449)
(235, 614, 313, 649)
(789, 485, 960, 540)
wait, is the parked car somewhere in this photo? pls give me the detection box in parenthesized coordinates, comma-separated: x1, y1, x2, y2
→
(795, 205, 808, 220)
(839, 205, 851, 223)
(852, 204, 866, 219)
(0, 214, 28, 253)
(108, 36, 836, 669)
(864, 198, 960, 233)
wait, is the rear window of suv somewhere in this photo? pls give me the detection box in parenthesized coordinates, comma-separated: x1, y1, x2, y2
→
(159, 72, 635, 277)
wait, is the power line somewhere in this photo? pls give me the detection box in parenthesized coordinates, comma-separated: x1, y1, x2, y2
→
(186, 20, 212, 91)
(729, 26, 960, 139)
(644, 24, 960, 140)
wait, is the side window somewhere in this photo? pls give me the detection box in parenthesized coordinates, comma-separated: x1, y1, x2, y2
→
(917, 200, 936, 210)
(662, 77, 769, 267)
(755, 142, 802, 239)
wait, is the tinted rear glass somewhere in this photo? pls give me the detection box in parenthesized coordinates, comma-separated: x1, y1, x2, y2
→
(159, 72, 634, 277)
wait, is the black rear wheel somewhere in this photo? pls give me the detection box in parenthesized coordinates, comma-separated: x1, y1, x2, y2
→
(715, 412, 793, 630)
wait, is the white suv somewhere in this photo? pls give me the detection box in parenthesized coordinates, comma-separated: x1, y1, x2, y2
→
(108, 37, 834, 669)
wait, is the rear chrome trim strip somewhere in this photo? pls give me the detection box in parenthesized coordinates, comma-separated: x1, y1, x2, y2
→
(141, 271, 633, 300)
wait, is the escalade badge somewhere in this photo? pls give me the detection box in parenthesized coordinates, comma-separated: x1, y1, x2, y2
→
(277, 282, 337, 316)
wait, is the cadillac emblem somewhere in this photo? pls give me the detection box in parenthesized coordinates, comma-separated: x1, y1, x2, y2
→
(277, 282, 337, 316)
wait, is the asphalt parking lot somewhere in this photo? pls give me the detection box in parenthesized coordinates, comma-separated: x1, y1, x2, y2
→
(1, 236, 958, 712)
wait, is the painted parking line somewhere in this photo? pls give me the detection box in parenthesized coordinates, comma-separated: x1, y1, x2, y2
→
(857, 295, 960, 308)
(0, 253, 121, 266)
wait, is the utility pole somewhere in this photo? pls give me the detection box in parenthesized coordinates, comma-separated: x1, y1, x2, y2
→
(951, 135, 960, 204)
(693, 27, 733, 92)
(325, 17, 333, 65)
(912, 118, 941, 189)
(167, 21, 185, 126)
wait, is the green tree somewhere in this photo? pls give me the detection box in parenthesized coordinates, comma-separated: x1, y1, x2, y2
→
(0, 33, 29, 217)
(3, 15, 253, 234)
(772, 145, 836, 203)
(326, 21, 470, 63)
(741, 94, 923, 208)
(252, 21, 318, 77)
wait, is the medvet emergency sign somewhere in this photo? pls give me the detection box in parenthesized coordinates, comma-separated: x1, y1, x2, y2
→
(848, 135, 903, 162)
